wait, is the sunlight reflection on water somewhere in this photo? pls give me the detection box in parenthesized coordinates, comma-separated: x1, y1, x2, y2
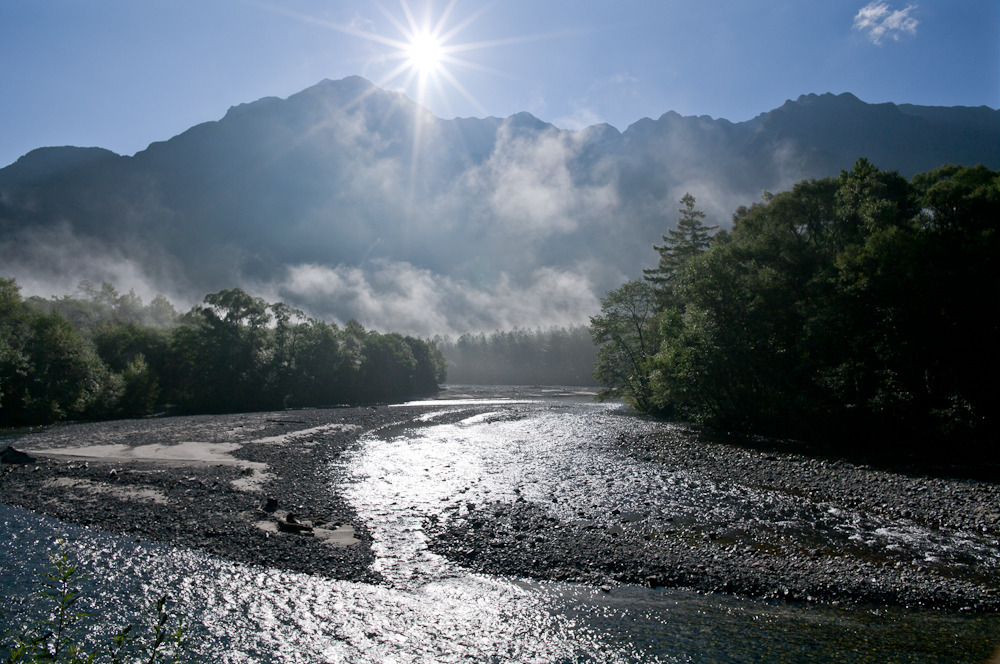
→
(3, 393, 999, 663)
(394, 399, 540, 407)
(389, 400, 999, 574)
(2, 505, 662, 663)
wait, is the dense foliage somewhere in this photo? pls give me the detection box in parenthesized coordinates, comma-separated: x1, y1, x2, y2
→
(592, 161, 1000, 459)
(0, 282, 445, 427)
(436, 327, 597, 386)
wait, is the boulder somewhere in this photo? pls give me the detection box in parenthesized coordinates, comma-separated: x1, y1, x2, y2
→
(0, 446, 35, 465)
(277, 513, 314, 534)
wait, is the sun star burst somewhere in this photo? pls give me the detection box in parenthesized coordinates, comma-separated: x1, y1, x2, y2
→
(406, 31, 444, 74)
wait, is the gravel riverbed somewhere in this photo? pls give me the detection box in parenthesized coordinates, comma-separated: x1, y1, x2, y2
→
(427, 415, 1000, 612)
(1, 406, 413, 584)
(3, 401, 998, 614)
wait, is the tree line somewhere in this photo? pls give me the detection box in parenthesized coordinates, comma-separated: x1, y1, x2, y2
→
(591, 161, 999, 460)
(435, 327, 597, 386)
(0, 282, 446, 427)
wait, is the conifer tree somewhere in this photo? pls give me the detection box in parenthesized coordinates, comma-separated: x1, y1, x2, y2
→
(643, 193, 718, 295)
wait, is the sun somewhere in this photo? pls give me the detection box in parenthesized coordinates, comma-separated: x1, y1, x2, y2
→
(276, 0, 535, 118)
(358, 0, 508, 116)
(405, 31, 444, 74)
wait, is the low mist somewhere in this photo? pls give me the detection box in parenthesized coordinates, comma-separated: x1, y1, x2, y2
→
(2, 79, 995, 337)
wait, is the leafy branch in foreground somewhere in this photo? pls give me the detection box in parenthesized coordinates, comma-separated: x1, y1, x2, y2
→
(1, 541, 187, 664)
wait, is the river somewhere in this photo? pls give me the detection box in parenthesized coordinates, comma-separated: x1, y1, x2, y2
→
(2, 387, 998, 662)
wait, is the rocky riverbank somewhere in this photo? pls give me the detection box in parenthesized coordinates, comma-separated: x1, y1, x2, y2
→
(3, 398, 999, 613)
(426, 416, 1000, 612)
(1, 406, 423, 583)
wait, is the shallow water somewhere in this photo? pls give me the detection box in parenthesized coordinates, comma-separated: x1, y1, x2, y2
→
(2, 389, 998, 662)
(398, 400, 998, 576)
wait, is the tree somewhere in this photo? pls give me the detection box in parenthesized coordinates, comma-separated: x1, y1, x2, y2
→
(589, 280, 659, 410)
(115, 353, 159, 417)
(590, 160, 1000, 461)
(266, 302, 307, 407)
(818, 163, 1000, 446)
(168, 288, 273, 413)
(643, 193, 718, 303)
(3, 280, 448, 422)
(0, 279, 114, 426)
(356, 332, 417, 403)
(146, 294, 179, 327)
(285, 320, 354, 407)
(405, 336, 447, 394)
(29, 281, 179, 331)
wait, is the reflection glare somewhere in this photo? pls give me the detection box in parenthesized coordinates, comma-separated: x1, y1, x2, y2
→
(3, 392, 998, 662)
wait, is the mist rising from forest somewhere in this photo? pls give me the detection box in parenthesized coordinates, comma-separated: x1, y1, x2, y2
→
(2, 80, 996, 337)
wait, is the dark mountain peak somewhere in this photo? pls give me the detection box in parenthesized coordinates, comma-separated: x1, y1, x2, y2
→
(289, 76, 381, 104)
(576, 122, 621, 141)
(653, 109, 727, 124)
(740, 91, 999, 177)
(215, 76, 422, 134)
(290, 75, 433, 130)
(636, 109, 730, 132)
(793, 91, 864, 107)
(777, 92, 904, 121)
(759, 92, 904, 133)
(136, 75, 428, 165)
(897, 102, 1000, 133)
(623, 116, 658, 134)
(222, 95, 283, 121)
(620, 112, 681, 138)
(619, 110, 731, 146)
(453, 115, 504, 129)
(503, 111, 554, 133)
(315, 75, 377, 93)
(0, 146, 119, 184)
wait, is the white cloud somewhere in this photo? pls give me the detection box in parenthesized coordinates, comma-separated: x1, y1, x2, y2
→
(853, 2, 919, 45)
(271, 259, 601, 337)
(463, 124, 619, 239)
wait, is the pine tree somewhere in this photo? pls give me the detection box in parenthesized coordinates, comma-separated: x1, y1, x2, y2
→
(643, 193, 717, 293)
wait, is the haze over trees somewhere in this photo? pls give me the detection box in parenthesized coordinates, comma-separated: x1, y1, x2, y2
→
(591, 161, 1000, 460)
(0, 281, 445, 427)
(436, 327, 597, 386)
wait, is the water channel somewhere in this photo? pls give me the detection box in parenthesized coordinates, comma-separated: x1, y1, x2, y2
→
(2, 389, 998, 662)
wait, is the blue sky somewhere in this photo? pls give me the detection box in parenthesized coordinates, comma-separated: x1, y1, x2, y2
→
(1, 0, 997, 168)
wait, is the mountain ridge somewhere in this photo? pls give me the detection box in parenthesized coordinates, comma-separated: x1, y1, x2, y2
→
(1, 77, 997, 335)
(7, 83, 997, 172)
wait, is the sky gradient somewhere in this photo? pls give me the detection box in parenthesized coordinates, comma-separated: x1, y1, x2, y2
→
(1, 0, 997, 168)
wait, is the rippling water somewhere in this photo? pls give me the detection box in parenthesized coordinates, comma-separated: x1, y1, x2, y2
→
(2, 389, 998, 662)
(375, 399, 998, 576)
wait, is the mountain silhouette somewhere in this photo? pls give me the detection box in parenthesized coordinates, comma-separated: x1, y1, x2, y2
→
(1, 77, 997, 335)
